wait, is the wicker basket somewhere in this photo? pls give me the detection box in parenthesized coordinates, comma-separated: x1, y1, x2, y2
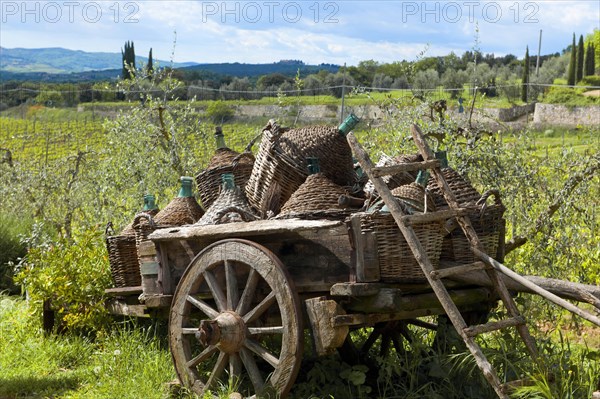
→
(352, 211, 444, 282)
(441, 190, 505, 263)
(275, 173, 352, 220)
(197, 183, 258, 226)
(364, 153, 423, 197)
(105, 222, 141, 288)
(245, 120, 309, 217)
(277, 125, 356, 187)
(195, 150, 254, 210)
(427, 167, 481, 209)
(391, 183, 436, 214)
(155, 196, 204, 226)
(133, 196, 204, 266)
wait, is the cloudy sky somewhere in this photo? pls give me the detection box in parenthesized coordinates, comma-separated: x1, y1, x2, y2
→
(1, 0, 598, 65)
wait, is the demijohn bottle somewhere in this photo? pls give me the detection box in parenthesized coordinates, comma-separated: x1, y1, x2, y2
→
(338, 113, 361, 136)
(154, 176, 204, 226)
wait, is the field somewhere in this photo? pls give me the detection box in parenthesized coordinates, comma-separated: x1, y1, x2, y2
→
(0, 98, 599, 398)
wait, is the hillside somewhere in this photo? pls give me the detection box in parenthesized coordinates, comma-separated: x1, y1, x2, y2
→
(0, 47, 197, 74)
(0, 48, 340, 82)
(179, 60, 339, 78)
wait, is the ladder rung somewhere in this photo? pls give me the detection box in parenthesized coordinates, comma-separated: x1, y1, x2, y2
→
(371, 159, 441, 177)
(464, 316, 526, 337)
(430, 261, 487, 279)
(401, 208, 469, 225)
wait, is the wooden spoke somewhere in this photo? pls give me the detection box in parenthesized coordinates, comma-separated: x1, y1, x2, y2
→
(229, 352, 243, 383)
(205, 351, 228, 391)
(361, 327, 383, 353)
(225, 260, 239, 311)
(245, 338, 280, 368)
(204, 269, 227, 313)
(170, 240, 302, 398)
(186, 295, 219, 319)
(186, 345, 218, 369)
(240, 347, 264, 392)
(248, 326, 284, 335)
(236, 268, 259, 316)
(380, 334, 391, 357)
(391, 332, 405, 354)
(243, 291, 276, 324)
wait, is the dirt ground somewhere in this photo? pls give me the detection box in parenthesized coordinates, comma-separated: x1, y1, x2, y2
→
(583, 89, 600, 97)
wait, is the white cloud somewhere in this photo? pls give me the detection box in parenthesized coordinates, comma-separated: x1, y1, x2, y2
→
(1, 0, 597, 65)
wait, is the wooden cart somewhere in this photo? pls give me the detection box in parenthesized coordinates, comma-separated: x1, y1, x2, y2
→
(105, 125, 600, 399)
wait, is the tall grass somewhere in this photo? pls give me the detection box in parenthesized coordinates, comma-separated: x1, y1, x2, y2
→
(0, 296, 183, 399)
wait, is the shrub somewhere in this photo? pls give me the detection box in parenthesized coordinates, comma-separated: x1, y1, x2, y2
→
(542, 86, 599, 106)
(0, 212, 32, 293)
(579, 75, 600, 87)
(205, 100, 234, 123)
(14, 226, 112, 333)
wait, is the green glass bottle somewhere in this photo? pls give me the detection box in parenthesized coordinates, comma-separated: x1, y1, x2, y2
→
(214, 126, 227, 149)
(415, 170, 430, 187)
(142, 194, 158, 211)
(338, 113, 360, 136)
(307, 157, 321, 174)
(221, 173, 236, 191)
(178, 176, 194, 197)
(434, 150, 449, 168)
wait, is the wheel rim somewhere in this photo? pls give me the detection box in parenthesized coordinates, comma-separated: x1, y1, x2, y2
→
(169, 239, 303, 398)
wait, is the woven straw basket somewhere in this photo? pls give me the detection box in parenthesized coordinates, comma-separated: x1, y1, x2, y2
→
(195, 150, 254, 210)
(391, 183, 436, 214)
(364, 153, 424, 197)
(275, 173, 352, 220)
(105, 222, 140, 288)
(277, 125, 356, 187)
(197, 185, 258, 226)
(427, 167, 481, 209)
(106, 207, 160, 288)
(244, 121, 309, 217)
(353, 211, 444, 283)
(133, 196, 204, 265)
(441, 190, 505, 263)
(245, 120, 357, 217)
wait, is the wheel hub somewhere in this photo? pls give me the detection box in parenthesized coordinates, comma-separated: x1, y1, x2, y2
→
(197, 311, 246, 353)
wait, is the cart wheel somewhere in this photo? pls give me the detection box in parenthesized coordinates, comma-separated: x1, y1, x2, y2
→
(169, 239, 303, 398)
(339, 319, 432, 369)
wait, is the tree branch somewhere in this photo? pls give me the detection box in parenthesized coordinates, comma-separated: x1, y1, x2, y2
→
(506, 154, 600, 254)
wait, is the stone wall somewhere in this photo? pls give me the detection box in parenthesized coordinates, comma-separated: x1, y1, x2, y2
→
(533, 104, 600, 128)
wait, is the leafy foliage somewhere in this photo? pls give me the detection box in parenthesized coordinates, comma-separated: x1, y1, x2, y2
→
(14, 226, 112, 332)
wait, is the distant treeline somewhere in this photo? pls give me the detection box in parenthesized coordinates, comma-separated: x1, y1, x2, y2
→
(0, 50, 575, 109)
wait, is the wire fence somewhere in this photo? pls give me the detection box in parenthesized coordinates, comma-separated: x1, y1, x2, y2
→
(2, 82, 598, 109)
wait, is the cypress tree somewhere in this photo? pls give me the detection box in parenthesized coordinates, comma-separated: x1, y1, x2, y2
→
(585, 43, 595, 77)
(121, 41, 136, 80)
(147, 48, 153, 78)
(576, 34, 584, 82)
(567, 34, 576, 86)
(521, 46, 529, 102)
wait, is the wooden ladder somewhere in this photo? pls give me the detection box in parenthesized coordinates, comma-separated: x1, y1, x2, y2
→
(347, 125, 539, 399)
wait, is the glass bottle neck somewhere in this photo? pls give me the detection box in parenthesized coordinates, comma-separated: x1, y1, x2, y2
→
(307, 157, 320, 174)
(415, 170, 430, 187)
(178, 177, 194, 197)
(143, 194, 158, 211)
(221, 173, 236, 191)
(338, 113, 360, 136)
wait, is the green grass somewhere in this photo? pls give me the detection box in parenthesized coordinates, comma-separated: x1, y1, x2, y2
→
(0, 296, 186, 399)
